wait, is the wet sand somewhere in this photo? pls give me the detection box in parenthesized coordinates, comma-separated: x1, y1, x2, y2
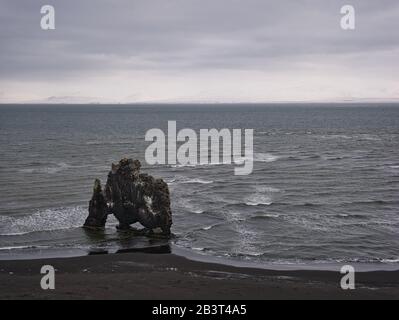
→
(0, 251, 398, 300)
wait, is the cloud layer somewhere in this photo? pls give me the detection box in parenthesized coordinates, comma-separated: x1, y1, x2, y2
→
(0, 0, 398, 103)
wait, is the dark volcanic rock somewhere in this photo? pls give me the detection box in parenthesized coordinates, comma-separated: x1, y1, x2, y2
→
(84, 158, 172, 236)
(84, 179, 108, 229)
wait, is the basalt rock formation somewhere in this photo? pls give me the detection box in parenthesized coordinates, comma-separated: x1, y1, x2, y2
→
(84, 158, 172, 236)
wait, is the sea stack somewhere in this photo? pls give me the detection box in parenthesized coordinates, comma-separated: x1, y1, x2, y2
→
(84, 158, 172, 236)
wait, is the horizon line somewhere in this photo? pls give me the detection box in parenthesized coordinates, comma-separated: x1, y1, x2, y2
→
(1, 101, 399, 106)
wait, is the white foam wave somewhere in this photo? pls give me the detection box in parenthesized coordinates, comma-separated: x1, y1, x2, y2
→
(245, 197, 273, 206)
(235, 153, 280, 165)
(258, 214, 281, 218)
(168, 176, 213, 185)
(181, 178, 213, 185)
(245, 186, 281, 206)
(19, 162, 71, 174)
(0, 206, 86, 236)
(381, 258, 399, 263)
(0, 245, 31, 250)
(201, 223, 223, 231)
(0, 245, 49, 251)
(187, 179, 213, 184)
(358, 134, 381, 141)
(254, 153, 281, 163)
(171, 162, 224, 168)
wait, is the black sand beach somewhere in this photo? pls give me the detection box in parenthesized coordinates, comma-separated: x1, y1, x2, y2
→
(0, 251, 398, 300)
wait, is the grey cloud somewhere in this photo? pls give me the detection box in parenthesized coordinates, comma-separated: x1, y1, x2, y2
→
(0, 0, 398, 84)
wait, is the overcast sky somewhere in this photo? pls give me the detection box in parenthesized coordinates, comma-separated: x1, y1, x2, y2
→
(0, 0, 398, 103)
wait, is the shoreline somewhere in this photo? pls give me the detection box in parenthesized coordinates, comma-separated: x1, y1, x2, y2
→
(172, 246, 399, 273)
(1, 243, 399, 273)
(0, 248, 398, 299)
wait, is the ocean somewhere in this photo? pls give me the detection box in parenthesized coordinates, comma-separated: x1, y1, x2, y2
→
(0, 104, 398, 268)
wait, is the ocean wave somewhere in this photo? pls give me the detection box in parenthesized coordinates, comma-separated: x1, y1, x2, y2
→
(200, 252, 399, 265)
(202, 225, 214, 231)
(250, 213, 281, 220)
(357, 134, 382, 142)
(86, 140, 133, 146)
(19, 162, 71, 174)
(342, 200, 398, 206)
(286, 154, 322, 161)
(335, 213, 366, 219)
(18, 162, 94, 175)
(317, 257, 399, 264)
(224, 251, 264, 258)
(320, 134, 353, 140)
(292, 200, 399, 208)
(322, 155, 347, 161)
(388, 165, 399, 173)
(168, 176, 213, 185)
(310, 154, 322, 159)
(0, 245, 49, 251)
(258, 186, 281, 193)
(381, 258, 399, 263)
(235, 153, 281, 165)
(170, 164, 196, 168)
(244, 186, 281, 207)
(215, 252, 399, 265)
(0, 206, 86, 236)
(302, 203, 323, 207)
(175, 197, 205, 214)
(245, 198, 273, 206)
(254, 153, 280, 163)
(181, 178, 213, 185)
(171, 162, 225, 168)
(201, 223, 223, 231)
(224, 211, 246, 223)
(257, 131, 277, 136)
(192, 209, 205, 214)
(318, 134, 382, 142)
(171, 152, 280, 168)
